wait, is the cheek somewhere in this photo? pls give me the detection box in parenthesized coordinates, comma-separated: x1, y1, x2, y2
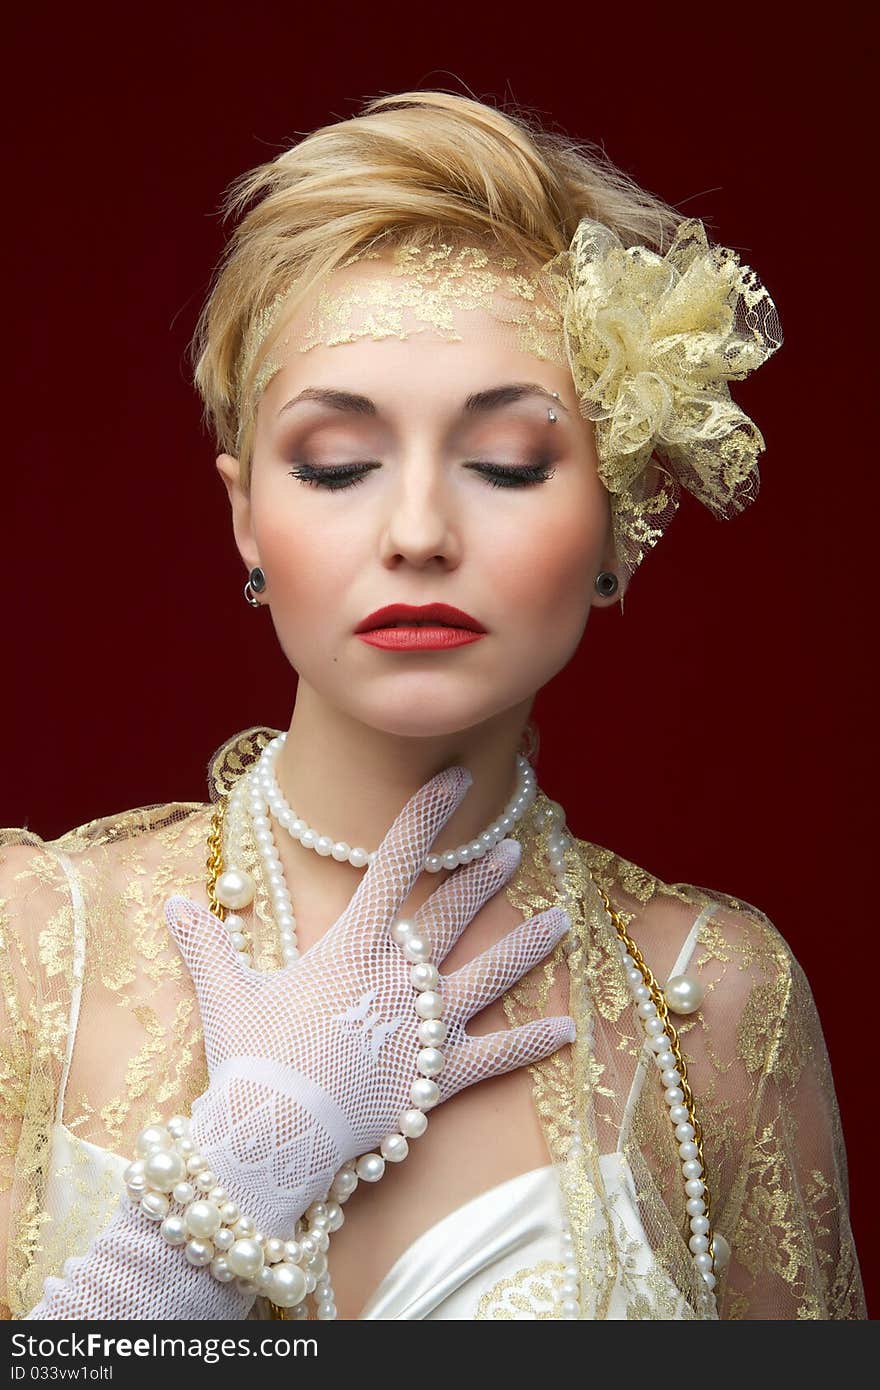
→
(499, 480, 606, 630)
(251, 490, 360, 628)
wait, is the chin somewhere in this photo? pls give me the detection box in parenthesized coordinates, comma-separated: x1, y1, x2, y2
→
(345, 699, 506, 741)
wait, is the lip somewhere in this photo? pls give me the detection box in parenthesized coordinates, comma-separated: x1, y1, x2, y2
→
(357, 627, 485, 651)
(355, 603, 486, 634)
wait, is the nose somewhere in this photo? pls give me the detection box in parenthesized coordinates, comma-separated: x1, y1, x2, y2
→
(379, 462, 462, 570)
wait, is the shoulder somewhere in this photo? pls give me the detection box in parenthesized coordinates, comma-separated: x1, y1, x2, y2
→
(1, 800, 217, 968)
(574, 831, 794, 961)
(0, 721, 279, 894)
(2, 798, 215, 871)
(0, 830, 76, 1013)
(570, 833, 810, 1067)
(0, 722, 279, 980)
(0, 830, 71, 908)
(562, 839, 861, 1317)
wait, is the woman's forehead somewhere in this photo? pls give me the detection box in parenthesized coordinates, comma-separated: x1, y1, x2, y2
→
(249, 242, 568, 406)
(261, 329, 575, 424)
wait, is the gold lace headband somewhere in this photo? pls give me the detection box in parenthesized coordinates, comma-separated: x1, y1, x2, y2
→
(237, 217, 783, 579)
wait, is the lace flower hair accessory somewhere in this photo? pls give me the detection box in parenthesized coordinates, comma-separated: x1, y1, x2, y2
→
(541, 216, 784, 579)
(235, 214, 783, 591)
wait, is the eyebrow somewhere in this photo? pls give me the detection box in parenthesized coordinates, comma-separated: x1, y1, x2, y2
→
(276, 382, 570, 420)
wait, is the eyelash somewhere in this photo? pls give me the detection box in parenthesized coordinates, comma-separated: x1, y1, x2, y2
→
(287, 461, 557, 491)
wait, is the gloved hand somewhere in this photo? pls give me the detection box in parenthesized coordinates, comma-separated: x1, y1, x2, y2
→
(28, 764, 575, 1319)
(170, 764, 574, 1235)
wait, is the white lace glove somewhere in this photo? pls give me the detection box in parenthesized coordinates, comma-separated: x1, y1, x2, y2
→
(174, 764, 574, 1235)
(28, 765, 574, 1319)
(25, 1200, 253, 1320)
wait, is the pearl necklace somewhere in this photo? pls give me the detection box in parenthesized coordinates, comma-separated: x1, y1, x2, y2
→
(214, 734, 537, 969)
(201, 756, 725, 1318)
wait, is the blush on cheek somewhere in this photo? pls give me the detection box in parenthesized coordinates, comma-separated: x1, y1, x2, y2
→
(254, 505, 318, 597)
(256, 513, 361, 669)
(509, 510, 603, 623)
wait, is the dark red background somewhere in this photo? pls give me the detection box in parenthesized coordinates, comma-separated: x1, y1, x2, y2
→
(6, 4, 875, 1314)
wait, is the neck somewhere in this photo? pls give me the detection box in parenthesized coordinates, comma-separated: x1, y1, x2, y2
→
(271, 680, 535, 907)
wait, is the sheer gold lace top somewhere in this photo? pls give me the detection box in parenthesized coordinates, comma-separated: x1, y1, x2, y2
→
(0, 727, 866, 1319)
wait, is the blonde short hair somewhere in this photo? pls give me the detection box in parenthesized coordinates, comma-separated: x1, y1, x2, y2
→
(190, 90, 686, 489)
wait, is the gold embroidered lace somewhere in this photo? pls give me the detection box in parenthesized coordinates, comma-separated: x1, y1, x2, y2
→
(0, 728, 865, 1319)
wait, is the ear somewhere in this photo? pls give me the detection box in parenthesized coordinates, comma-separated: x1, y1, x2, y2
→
(216, 454, 261, 572)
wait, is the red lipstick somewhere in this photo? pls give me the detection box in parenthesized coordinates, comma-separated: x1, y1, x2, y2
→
(355, 602, 487, 652)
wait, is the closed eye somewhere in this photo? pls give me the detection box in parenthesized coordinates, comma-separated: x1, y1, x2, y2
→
(287, 461, 557, 491)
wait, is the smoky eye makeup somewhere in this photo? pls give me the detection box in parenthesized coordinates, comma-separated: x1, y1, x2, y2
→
(287, 455, 558, 492)
(277, 394, 567, 490)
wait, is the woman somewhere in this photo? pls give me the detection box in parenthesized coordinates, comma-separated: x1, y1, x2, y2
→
(1, 90, 865, 1320)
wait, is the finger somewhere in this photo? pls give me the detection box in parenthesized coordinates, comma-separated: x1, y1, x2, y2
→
(439, 1015, 577, 1100)
(335, 765, 472, 946)
(164, 894, 251, 1008)
(414, 838, 522, 962)
(442, 907, 571, 1022)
